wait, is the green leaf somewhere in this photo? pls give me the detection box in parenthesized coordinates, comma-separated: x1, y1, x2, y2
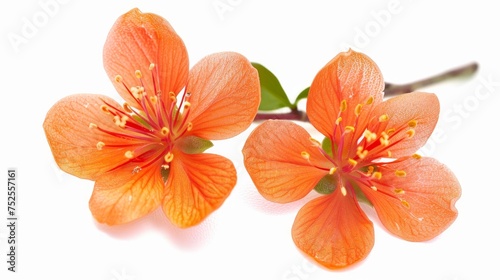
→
(293, 87, 309, 107)
(321, 137, 333, 157)
(252, 62, 293, 111)
(176, 136, 214, 154)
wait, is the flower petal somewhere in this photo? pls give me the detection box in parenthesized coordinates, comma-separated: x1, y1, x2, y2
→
(103, 8, 189, 108)
(366, 92, 439, 159)
(162, 151, 236, 228)
(362, 156, 461, 241)
(242, 120, 332, 203)
(306, 50, 384, 139)
(184, 52, 260, 140)
(43, 94, 133, 180)
(292, 188, 374, 269)
(89, 165, 163, 225)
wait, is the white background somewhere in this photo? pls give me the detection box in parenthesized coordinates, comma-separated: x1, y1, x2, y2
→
(1, 1, 499, 279)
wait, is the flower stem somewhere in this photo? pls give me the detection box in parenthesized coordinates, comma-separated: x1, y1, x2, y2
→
(254, 62, 478, 122)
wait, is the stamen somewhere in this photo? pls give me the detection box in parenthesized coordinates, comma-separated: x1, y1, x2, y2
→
(387, 128, 396, 135)
(356, 146, 368, 159)
(406, 129, 415, 138)
(387, 150, 392, 157)
(329, 167, 337, 175)
(301, 151, 310, 160)
(355, 104, 363, 116)
(335, 117, 342, 125)
(408, 120, 418, 128)
(123, 102, 133, 113)
(114, 75, 123, 83)
(340, 100, 347, 112)
(187, 122, 193, 131)
(379, 114, 389, 122)
(401, 199, 410, 209)
(348, 158, 357, 167)
(366, 96, 374, 105)
(161, 127, 170, 135)
(150, 95, 158, 104)
(149, 63, 155, 70)
(394, 188, 405, 194)
(412, 153, 422, 159)
(96, 141, 105, 150)
(309, 137, 321, 147)
(372, 171, 382, 179)
(125, 151, 134, 159)
(161, 164, 170, 170)
(100, 105, 111, 114)
(395, 170, 407, 177)
(345, 126, 355, 133)
(363, 130, 377, 142)
(89, 123, 98, 129)
(135, 70, 142, 79)
(370, 186, 377, 191)
(169, 92, 176, 102)
(164, 152, 174, 163)
(367, 166, 374, 175)
(183, 101, 191, 110)
(340, 186, 347, 196)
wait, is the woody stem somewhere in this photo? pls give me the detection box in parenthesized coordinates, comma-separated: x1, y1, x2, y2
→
(254, 62, 478, 122)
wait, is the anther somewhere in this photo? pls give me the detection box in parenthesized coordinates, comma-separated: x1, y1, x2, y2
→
(395, 170, 407, 177)
(387, 128, 395, 135)
(335, 117, 342, 125)
(394, 188, 405, 194)
(356, 146, 368, 159)
(355, 104, 363, 116)
(161, 164, 170, 170)
(125, 151, 134, 159)
(114, 75, 123, 83)
(149, 63, 155, 70)
(100, 105, 110, 114)
(89, 123, 98, 129)
(387, 150, 392, 157)
(348, 158, 357, 167)
(301, 151, 310, 160)
(345, 126, 355, 133)
(379, 114, 389, 122)
(367, 166, 374, 175)
(183, 101, 191, 110)
(408, 120, 418, 128)
(372, 171, 382, 179)
(164, 152, 174, 163)
(363, 130, 377, 142)
(309, 137, 321, 147)
(161, 127, 170, 135)
(412, 154, 422, 159)
(123, 102, 133, 113)
(96, 141, 105, 150)
(370, 186, 377, 191)
(341, 186, 347, 196)
(406, 129, 415, 138)
(150, 95, 158, 104)
(135, 70, 142, 79)
(340, 100, 347, 112)
(366, 96, 374, 105)
(187, 122, 193, 131)
(401, 199, 410, 209)
(329, 167, 337, 175)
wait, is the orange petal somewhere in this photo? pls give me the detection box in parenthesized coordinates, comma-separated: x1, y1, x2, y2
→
(103, 8, 189, 109)
(362, 156, 461, 241)
(43, 94, 134, 180)
(89, 164, 163, 225)
(292, 188, 374, 269)
(306, 50, 384, 139)
(185, 52, 260, 140)
(366, 92, 439, 159)
(162, 151, 236, 228)
(242, 120, 332, 203)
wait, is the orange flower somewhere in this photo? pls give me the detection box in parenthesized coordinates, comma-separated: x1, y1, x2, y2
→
(243, 50, 461, 269)
(43, 8, 260, 228)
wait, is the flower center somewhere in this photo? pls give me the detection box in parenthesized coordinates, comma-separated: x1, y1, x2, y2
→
(89, 63, 192, 174)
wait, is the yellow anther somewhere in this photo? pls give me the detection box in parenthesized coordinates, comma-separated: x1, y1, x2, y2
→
(123, 102, 133, 113)
(183, 101, 191, 109)
(114, 75, 123, 83)
(329, 167, 337, 175)
(335, 117, 342, 125)
(150, 95, 158, 104)
(408, 120, 418, 128)
(309, 137, 321, 147)
(394, 188, 405, 194)
(149, 63, 155, 70)
(412, 153, 422, 159)
(387, 128, 396, 135)
(395, 170, 407, 177)
(96, 141, 105, 150)
(348, 158, 357, 167)
(125, 151, 134, 159)
(119, 116, 128, 128)
(356, 146, 368, 159)
(301, 151, 310, 160)
(131, 86, 145, 99)
(340, 100, 347, 112)
(161, 164, 170, 170)
(135, 70, 142, 79)
(355, 104, 363, 116)
(113, 115, 121, 126)
(379, 114, 389, 122)
(370, 186, 378, 191)
(372, 171, 382, 179)
(341, 186, 347, 196)
(89, 123, 97, 129)
(345, 126, 355, 133)
(187, 122, 193, 131)
(366, 96, 374, 105)
(164, 152, 174, 163)
(401, 199, 410, 209)
(363, 130, 377, 142)
(380, 137, 389, 146)
(161, 127, 170, 135)
(367, 166, 374, 175)
(387, 150, 392, 157)
(406, 129, 415, 138)
(100, 105, 110, 114)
